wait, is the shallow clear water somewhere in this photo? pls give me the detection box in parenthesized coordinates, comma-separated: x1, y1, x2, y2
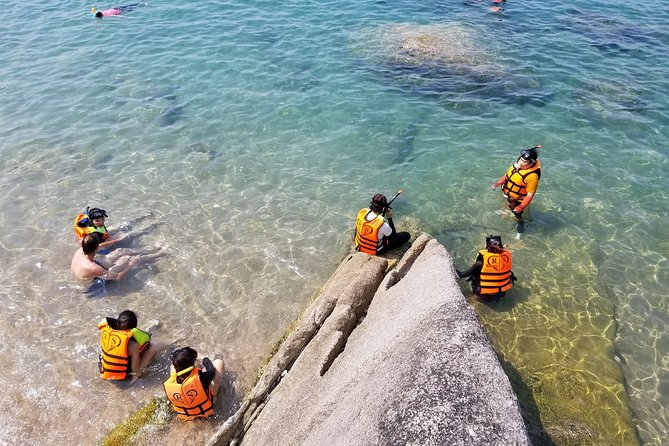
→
(1, 0, 668, 444)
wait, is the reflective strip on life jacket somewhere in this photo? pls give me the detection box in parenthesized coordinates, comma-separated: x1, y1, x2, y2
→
(164, 368, 215, 420)
(501, 160, 541, 201)
(478, 249, 513, 295)
(354, 209, 384, 255)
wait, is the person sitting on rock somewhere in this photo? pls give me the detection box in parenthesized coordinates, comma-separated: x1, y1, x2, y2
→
(456, 235, 516, 300)
(164, 346, 225, 420)
(354, 193, 410, 255)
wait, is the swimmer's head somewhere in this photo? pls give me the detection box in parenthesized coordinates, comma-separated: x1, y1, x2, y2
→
(485, 235, 503, 253)
(82, 234, 100, 255)
(88, 208, 107, 226)
(171, 346, 198, 372)
(117, 310, 138, 330)
(94, 9, 103, 18)
(519, 145, 541, 163)
(370, 194, 388, 214)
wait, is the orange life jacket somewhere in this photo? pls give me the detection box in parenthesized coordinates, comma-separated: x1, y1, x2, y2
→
(501, 160, 541, 201)
(164, 367, 215, 420)
(74, 213, 109, 242)
(478, 249, 514, 295)
(98, 321, 132, 380)
(355, 209, 385, 255)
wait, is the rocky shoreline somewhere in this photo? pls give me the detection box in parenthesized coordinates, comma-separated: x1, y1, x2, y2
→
(206, 233, 529, 446)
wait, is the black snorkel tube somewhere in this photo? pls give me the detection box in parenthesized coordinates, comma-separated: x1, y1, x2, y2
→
(382, 189, 404, 217)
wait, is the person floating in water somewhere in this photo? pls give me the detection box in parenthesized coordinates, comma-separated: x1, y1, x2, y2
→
(489, 0, 506, 13)
(92, 3, 144, 18)
(164, 346, 225, 420)
(456, 235, 516, 300)
(491, 145, 542, 234)
(98, 310, 158, 384)
(73, 206, 128, 248)
(354, 193, 410, 256)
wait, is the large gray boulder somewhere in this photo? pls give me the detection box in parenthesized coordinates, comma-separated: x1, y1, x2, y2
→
(208, 234, 529, 446)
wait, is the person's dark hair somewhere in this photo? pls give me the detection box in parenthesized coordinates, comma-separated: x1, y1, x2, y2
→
(171, 346, 198, 372)
(95, 11, 103, 17)
(82, 234, 100, 255)
(117, 310, 138, 329)
(370, 194, 388, 214)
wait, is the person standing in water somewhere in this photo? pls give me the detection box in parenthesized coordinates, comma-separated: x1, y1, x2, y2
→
(491, 145, 542, 233)
(456, 235, 516, 300)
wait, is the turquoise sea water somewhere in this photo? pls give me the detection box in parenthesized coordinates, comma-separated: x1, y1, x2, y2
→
(1, 0, 667, 444)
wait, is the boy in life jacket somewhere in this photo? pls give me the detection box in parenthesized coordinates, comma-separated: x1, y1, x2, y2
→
(164, 346, 225, 421)
(73, 206, 127, 248)
(354, 193, 410, 256)
(491, 146, 542, 234)
(456, 235, 516, 300)
(98, 310, 157, 384)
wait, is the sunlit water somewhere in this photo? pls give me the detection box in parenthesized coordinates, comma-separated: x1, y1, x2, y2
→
(1, 0, 667, 444)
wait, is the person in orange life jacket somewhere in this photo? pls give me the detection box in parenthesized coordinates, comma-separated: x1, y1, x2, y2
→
(98, 310, 158, 384)
(354, 194, 410, 255)
(491, 146, 542, 233)
(73, 207, 128, 248)
(456, 235, 516, 299)
(164, 346, 225, 420)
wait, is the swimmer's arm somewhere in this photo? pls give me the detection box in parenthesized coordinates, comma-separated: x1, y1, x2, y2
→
(492, 174, 507, 190)
(99, 232, 129, 248)
(456, 260, 483, 278)
(100, 257, 137, 281)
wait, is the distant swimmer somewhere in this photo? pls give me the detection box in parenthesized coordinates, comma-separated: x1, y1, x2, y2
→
(354, 192, 410, 256)
(491, 145, 542, 234)
(92, 3, 144, 18)
(73, 206, 128, 248)
(456, 235, 516, 300)
(164, 346, 225, 420)
(490, 0, 506, 13)
(98, 310, 158, 384)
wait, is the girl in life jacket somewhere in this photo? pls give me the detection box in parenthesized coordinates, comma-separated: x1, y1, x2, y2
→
(73, 206, 128, 248)
(456, 235, 516, 300)
(74, 207, 109, 242)
(164, 346, 225, 421)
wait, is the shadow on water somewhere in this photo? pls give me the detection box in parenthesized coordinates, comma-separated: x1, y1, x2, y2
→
(157, 103, 187, 127)
(370, 63, 554, 109)
(496, 355, 559, 446)
(557, 7, 668, 56)
(474, 282, 532, 312)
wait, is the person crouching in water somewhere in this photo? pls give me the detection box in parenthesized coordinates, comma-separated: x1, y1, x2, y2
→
(354, 193, 410, 255)
(98, 310, 157, 384)
(164, 346, 225, 420)
(456, 235, 516, 300)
